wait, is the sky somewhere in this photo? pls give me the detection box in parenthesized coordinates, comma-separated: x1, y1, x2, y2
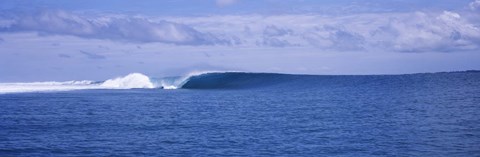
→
(0, 0, 480, 81)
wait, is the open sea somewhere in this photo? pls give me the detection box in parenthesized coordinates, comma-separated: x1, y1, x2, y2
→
(0, 72, 479, 156)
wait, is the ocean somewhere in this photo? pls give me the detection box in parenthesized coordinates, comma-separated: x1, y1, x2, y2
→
(0, 71, 479, 156)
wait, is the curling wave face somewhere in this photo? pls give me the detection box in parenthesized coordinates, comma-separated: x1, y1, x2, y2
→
(179, 72, 300, 89)
(176, 71, 480, 89)
(158, 71, 226, 89)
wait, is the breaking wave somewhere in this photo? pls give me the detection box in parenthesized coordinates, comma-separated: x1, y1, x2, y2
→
(0, 71, 313, 93)
(0, 73, 158, 94)
(3, 71, 477, 94)
(0, 71, 285, 94)
(179, 72, 303, 89)
(175, 71, 480, 89)
(158, 71, 226, 89)
(101, 73, 155, 89)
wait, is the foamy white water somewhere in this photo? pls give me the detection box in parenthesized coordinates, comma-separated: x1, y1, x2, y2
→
(0, 81, 102, 94)
(0, 73, 158, 94)
(0, 71, 237, 94)
(101, 73, 155, 89)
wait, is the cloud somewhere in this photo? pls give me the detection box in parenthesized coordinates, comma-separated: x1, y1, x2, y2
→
(0, 10, 233, 45)
(470, 0, 480, 11)
(263, 25, 292, 37)
(261, 25, 294, 47)
(261, 37, 292, 47)
(330, 30, 365, 51)
(80, 50, 106, 60)
(58, 53, 71, 58)
(197, 11, 480, 52)
(1, 9, 480, 52)
(384, 11, 480, 52)
(216, 0, 237, 7)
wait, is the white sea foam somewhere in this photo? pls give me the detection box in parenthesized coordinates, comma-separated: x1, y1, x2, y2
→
(0, 71, 238, 94)
(161, 84, 179, 90)
(0, 81, 101, 94)
(0, 73, 157, 94)
(101, 73, 155, 89)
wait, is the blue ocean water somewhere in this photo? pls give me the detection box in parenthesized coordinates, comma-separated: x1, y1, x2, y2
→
(1, 72, 480, 156)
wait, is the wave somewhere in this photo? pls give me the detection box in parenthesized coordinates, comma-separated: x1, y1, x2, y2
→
(0, 71, 280, 94)
(0, 71, 340, 93)
(176, 71, 480, 89)
(179, 72, 302, 89)
(0, 73, 158, 94)
(2, 71, 478, 93)
(101, 73, 155, 89)
(158, 71, 229, 89)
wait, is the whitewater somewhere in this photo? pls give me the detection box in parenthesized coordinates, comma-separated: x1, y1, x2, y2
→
(0, 71, 226, 94)
(0, 73, 163, 94)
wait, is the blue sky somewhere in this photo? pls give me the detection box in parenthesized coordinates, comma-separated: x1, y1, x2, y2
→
(1, 0, 480, 81)
(0, 0, 474, 15)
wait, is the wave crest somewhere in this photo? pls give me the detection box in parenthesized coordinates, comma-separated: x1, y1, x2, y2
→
(101, 73, 155, 89)
(179, 72, 290, 89)
(158, 71, 226, 89)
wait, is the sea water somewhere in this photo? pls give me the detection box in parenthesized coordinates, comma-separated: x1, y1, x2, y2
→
(0, 72, 479, 156)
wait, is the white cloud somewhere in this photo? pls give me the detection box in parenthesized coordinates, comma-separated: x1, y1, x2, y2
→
(0, 10, 233, 45)
(170, 11, 480, 52)
(216, 0, 237, 7)
(470, 0, 480, 11)
(1, 10, 480, 52)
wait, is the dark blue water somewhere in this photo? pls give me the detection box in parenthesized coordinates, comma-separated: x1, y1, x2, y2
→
(1, 72, 480, 156)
